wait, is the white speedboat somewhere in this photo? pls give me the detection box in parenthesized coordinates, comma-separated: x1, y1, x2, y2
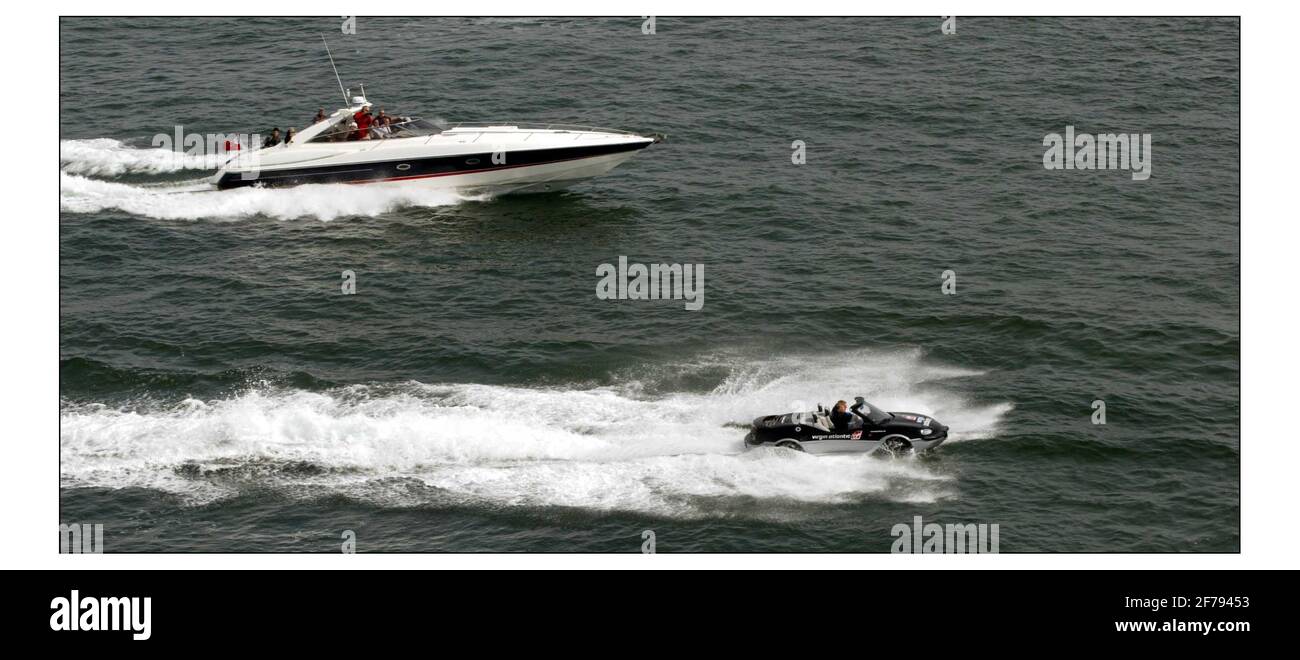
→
(215, 94, 661, 194)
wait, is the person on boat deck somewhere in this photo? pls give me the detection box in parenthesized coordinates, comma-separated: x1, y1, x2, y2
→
(264, 127, 281, 147)
(313, 108, 327, 124)
(830, 400, 854, 432)
(334, 119, 356, 142)
(372, 116, 391, 138)
(353, 105, 374, 140)
(283, 127, 296, 145)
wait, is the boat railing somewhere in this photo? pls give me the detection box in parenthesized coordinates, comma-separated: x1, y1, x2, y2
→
(435, 121, 645, 136)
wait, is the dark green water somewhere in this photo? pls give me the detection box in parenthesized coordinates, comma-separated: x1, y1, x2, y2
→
(59, 17, 1239, 552)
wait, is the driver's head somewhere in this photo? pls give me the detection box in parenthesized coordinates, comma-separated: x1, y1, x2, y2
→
(833, 400, 848, 413)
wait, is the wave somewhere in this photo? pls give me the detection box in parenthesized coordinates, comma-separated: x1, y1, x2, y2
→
(59, 171, 471, 221)
(60, 348, 1011, 516)
(60, 138, 232, 176)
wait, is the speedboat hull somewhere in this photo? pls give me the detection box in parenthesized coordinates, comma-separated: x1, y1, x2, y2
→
(216, 128, 656, 193)
(742, 401, 950, 456)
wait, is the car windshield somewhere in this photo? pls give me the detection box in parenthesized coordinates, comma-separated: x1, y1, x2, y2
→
(856, 400, 893, 425)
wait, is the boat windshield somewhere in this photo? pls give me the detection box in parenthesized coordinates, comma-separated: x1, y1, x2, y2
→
(856, 400, 893, 425)
(307, 116, 444, 143)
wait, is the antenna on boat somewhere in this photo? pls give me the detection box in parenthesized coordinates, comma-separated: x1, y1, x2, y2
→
(321, 35, 348, 106)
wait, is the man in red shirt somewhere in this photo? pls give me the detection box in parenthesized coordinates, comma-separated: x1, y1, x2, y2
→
(353, 105, 374, 140)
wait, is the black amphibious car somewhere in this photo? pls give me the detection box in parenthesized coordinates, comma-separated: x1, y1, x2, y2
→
(744, 397, 949, 455)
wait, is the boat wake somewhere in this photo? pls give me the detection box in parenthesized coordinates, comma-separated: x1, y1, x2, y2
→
(60, 349, 1012, 518)
(59, 170, 472, 222)
(60, 137, 480, 221)
(60, 138, 231, 176)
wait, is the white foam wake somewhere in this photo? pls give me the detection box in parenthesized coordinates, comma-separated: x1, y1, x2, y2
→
(60, 138, 232, 176)
(59, 172, 469, 221)
(60, 349, 1011, 516)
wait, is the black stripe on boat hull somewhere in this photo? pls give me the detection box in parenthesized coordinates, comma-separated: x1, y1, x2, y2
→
(216, 141, 650, 190)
